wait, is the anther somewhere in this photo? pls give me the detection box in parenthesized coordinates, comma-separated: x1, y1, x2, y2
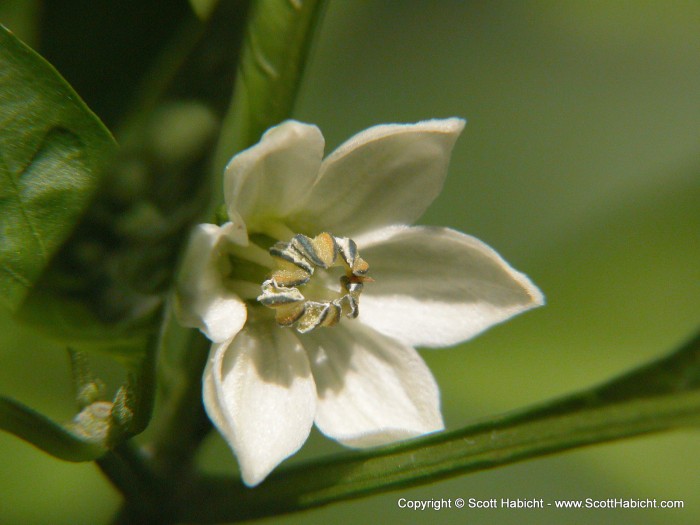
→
(257, 232, 372, 333)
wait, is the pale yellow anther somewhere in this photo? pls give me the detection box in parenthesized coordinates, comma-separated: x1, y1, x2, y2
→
(310, 233, 337, 268)
(257, 232, 372, 333)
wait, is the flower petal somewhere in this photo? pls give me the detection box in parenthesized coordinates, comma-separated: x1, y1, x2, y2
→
(203, 324, 316, 487)
(356, 226, 545, 348)
(174, 223, 247, 343)
(224, 120, 324, 232)
(303, 323, 443, 448)
(291, 118, 465, 236)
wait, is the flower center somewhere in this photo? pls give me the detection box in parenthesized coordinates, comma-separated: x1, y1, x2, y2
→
(256, 232, 372, 333)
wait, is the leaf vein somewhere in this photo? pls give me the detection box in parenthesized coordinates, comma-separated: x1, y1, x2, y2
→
(9, 157, 48, 261)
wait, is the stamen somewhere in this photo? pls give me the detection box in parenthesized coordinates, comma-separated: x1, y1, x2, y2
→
(228, 241, 272, 268)
(291, 233, 337, 268)
(261, 221, 296, 242)
(229, 280, 265, 300)
(256, 232, 372, 333)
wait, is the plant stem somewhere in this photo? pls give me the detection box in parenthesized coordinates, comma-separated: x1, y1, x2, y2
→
(98, 443, 169, 523)
(172, 331, 700, 523)
(176, 391, 700, 523)
(98, 321, 211, 524)
(150, 330, 212, 479)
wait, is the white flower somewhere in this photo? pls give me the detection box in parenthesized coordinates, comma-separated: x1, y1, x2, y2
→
(175, 118, 544, 486)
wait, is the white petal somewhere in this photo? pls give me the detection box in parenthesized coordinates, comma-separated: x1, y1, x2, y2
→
(224, 120, 324, 232)
(356, 226, 545, 348)
(174, 223, 247, 343)
(303, 323, 443, 448)
(203, 324, 316, 486)
(202, 342, 233, 440)
(291, 118, 465, 236)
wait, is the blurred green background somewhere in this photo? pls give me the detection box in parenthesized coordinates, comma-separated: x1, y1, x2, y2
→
(1, 1, 699, 524)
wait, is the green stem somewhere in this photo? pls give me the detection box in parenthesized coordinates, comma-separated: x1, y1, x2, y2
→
(95, 1, 326, 522)
(143, 0, 329, 481)
(101, 327, 211, 525)
(211, 0, 326, 202)
(178, 391, 700, 523)
(96, 443, 157, 502)
(172, 331, 700, 523)
(150, 330, 212, 478)
(0, 396, 107, 461)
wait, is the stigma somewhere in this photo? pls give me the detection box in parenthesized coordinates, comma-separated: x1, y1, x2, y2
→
(257, 232, 372, 333)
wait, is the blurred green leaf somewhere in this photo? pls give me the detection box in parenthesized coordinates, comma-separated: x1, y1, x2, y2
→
(190, 0, 220, 20)
(212, 0, 326, 186)
(16, 286, 156, 360)
(0, 1, 40, 47)
(0, 25, 116, 313)
(11, 4, 252, 350)
(0, 396, 107, 462)
(178, 330, 700, 523)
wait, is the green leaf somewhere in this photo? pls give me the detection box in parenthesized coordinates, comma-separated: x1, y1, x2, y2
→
(0, 1, 40, 47)
(0, 396, 107, 462)
(16, 286, 155, 360)
(0, 25, 116, 312)
(10, 4, 250, 348)
(177, 330, 700, 523)
(212, 0, 326, 188)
